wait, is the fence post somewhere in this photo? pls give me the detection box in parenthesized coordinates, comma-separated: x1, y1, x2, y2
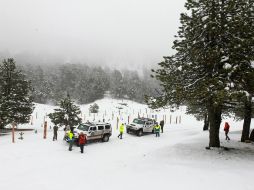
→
(43, 121, 47, 139)
(12, 122, 15, 143)
(116, 117, 119, 130)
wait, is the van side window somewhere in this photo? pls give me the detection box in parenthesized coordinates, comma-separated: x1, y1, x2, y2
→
(105, 125, 111, 129)
(90, 127, 96, 131)
(98, 126, 104, 130)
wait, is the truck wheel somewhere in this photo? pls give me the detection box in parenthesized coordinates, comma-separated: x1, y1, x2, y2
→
(137, 130, 143, 137)
(102, 134, 109, 142)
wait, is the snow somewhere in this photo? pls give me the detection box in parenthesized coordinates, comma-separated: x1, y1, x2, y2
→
(0, 98, 254, 190)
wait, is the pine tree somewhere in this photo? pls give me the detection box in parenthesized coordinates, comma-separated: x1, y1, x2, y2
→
(89, 103, 99, 114)
(0, 58, 34, 128)
(226, 0, 254, 142)
(148, 0, 254, 147)
(48, 94, 81, 127)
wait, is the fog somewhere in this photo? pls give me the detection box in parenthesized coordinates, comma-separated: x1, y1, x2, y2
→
(0, 0, 186, 69)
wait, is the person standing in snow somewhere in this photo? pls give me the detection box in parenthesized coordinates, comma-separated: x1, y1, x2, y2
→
(154, 124, 161, 137)
(118, 123, 124, 139)
(53, 125, 58, 141)
(78, 132, 87, 154)
(160, 120, 165, 133)
(68, 130, 74, 151)
(224, 122, 230, 140)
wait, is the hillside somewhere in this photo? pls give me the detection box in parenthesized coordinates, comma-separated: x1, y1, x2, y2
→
(0, 98, 253, 190)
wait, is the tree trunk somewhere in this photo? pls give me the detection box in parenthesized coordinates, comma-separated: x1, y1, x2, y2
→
(208, 104, 222, 147)
(250, 129, 254, 141)
(203, 113, 209, 131)
(241, 96, 252, 142)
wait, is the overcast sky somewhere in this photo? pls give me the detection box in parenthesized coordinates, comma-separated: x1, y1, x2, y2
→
(0, 0, 186, 69)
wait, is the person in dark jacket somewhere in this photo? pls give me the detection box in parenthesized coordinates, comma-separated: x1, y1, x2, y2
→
(78, 132, 87, 153)
(224, 122, 230, 140)
(160, 120, 165, 133)
(53, 125, 58, 141)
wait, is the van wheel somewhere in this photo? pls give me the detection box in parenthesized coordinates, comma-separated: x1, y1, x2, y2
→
(137, 130, 143, 137)
(102, 134, 109, 142)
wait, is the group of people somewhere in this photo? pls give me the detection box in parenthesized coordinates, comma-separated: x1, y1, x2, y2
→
(66, 129, 87, 153)
(52, 120, 231, 154)
(53, 125, 87, 153)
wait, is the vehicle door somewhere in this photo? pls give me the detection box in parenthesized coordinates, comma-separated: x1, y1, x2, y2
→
(96, 125, 105, 139)
(143, 121, 151, 132)
(147, 121, 155, 132)
(88, 126, 97, 140)
(104, 124, 111, 133)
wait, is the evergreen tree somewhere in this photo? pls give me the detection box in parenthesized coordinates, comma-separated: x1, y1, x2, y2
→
(0, 58, 34, 128)
(148, 0, 254, 147)
(89, 103, 99, 114)
(227, 0, 254, 142)
(48, 94, 81, 127)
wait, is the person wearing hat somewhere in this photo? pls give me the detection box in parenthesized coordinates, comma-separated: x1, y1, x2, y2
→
(154, 124, 161, 137)
(78, 132, 87, 153)
(118, 123, 124, 139)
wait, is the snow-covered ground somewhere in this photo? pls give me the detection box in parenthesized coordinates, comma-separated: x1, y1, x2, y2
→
(0, 98, 254, 190)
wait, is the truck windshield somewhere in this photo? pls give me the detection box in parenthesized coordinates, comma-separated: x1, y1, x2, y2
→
(133, 119, 145, 124)
(77, 124, 90, 131)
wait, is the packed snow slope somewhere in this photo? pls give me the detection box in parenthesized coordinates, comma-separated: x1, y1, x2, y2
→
(0, 98, 254, 190)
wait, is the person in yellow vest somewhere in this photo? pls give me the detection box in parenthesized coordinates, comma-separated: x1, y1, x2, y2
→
(68, 130, 74, 151)
(154, 124, 161, 137)
(118, 123, 124, 139)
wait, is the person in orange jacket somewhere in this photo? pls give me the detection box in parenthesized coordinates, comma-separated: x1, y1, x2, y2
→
(224, 122, 230, 140)
(78, 132, 87, 154)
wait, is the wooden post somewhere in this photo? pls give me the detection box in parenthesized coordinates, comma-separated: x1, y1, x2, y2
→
(170, 115, 172, 124)
(128, 116, 130, 124)
(30, 116, 33, 125)
(176, 116, 178, 124)
(12, 123, 15, 143)
(179, 115, 181, 124)
(116, 117, 119, 130)
(36, 112, 38, 119)
(43, 121, 47, 139)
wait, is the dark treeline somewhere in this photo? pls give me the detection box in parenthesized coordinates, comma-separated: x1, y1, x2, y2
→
(18, 63, 160, 105)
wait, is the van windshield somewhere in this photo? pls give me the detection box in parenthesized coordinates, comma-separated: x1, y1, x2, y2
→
(77, 124, 90, 131)
(133, 119, 145, 124)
